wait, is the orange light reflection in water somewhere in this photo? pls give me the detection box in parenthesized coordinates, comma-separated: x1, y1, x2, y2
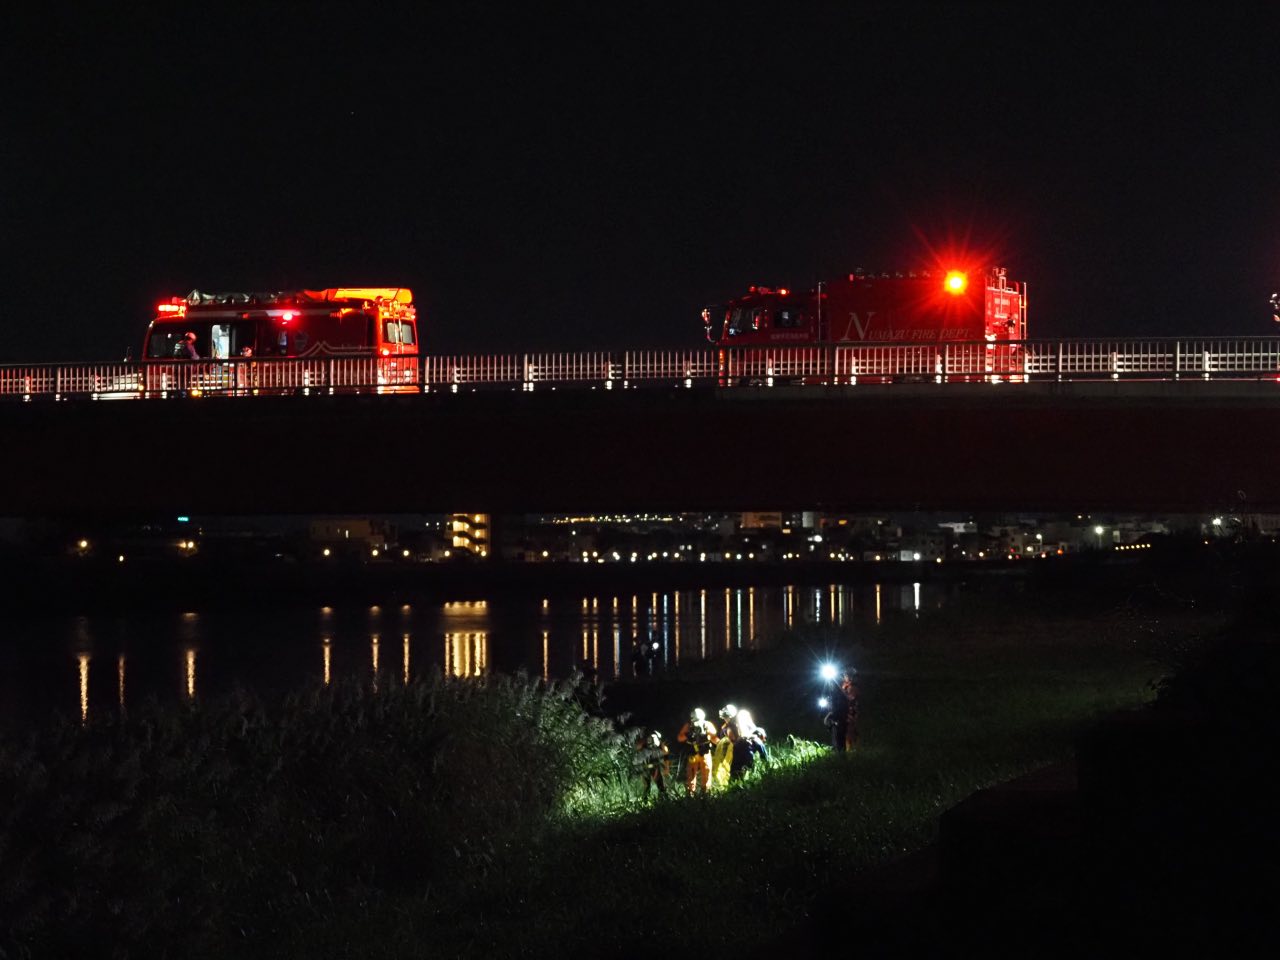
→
(78, 654, 89, 724)
(445, 632, 488, 678)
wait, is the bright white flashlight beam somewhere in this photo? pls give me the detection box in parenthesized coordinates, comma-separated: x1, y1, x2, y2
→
(818, 697, 830, 709)
(820, 663, 838, 682)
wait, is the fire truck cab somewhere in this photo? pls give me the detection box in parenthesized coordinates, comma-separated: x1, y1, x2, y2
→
(144, 287, 418, 361)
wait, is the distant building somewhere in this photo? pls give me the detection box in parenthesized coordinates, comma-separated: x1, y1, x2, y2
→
(739, 511, 783, 530)
(450, 513, 490, 557)
(309, 518, 393, 557)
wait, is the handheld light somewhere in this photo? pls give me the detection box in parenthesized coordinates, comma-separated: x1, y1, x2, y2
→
(818, 696, 830, 710)
(819, 663, 838, 682)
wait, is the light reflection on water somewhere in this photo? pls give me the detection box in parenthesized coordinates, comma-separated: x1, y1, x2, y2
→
(0, 581, 951, 725)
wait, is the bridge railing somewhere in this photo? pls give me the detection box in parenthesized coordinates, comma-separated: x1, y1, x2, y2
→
(5, 338, 1280, 400)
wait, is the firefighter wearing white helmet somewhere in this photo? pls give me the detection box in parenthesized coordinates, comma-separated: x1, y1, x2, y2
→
(677, 707, 719, 795)
(711, 704, 737, 789)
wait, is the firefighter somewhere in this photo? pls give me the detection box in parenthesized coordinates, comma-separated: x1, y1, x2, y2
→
(636, 729, 670, 798)
(677, 707, 718, 795)
(824, 670, 860, 752)
(711, 704, 737, 789)
(176, 331, 200, 360)
(727, 720, 762, 780)
(735, 707, 769, 763)
(841, 671, 861, 751)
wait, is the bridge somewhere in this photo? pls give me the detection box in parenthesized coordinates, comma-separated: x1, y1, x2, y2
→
(4, 338, 1280, 516)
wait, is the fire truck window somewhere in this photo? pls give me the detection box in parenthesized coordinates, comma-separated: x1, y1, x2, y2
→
(399, 321, 416, 346)
(210, 324, 232, 359)
(776, 309, 805, 329)
(231, 320, 256, 356)
(147, 331, 180, 359)
(383, 320, 399, 344)
(751, 308, 763, 331)
(727, 308, 745, 335)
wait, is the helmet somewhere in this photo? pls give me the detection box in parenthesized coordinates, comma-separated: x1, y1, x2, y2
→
(691, 707, 706, 723)
(718, 703, 738, 720)
(183, 331, 197, 341)
(735, 709, 756, 736)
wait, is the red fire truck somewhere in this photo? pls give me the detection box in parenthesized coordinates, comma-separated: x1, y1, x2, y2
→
(703, 267, 1025, 346)
(143, 287, 418, 361)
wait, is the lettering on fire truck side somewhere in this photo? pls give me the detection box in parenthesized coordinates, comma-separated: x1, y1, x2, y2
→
(840, 311, 877, 341)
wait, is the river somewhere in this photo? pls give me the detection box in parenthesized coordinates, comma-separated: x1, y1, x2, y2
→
(0, 578, 974, 727)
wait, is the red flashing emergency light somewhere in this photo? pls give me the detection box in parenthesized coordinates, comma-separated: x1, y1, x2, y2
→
(157, 302, 186, 316)
(944, 271, 968, 295)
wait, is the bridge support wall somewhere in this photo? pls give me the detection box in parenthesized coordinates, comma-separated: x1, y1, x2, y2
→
(4, 382, 1279, 516)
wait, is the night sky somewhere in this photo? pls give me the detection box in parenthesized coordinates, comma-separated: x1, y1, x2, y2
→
(4, 3, 1279, 363)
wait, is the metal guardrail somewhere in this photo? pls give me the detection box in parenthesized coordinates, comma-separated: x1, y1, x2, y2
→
(3, 339, 1280, 400)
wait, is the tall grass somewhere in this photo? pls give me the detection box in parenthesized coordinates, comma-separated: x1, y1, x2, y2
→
(0, 671, 632, 959)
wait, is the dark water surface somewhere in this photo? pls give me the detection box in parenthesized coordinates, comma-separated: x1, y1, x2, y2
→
(0, 578, 963, 727)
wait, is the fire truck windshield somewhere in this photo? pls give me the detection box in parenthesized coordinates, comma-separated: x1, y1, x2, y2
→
(147, 327, 195, 359)
(147, 321, 258, 360)
(727, 307, 760, 336)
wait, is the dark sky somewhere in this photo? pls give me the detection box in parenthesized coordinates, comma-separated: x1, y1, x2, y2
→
(4, 3, 1279, 363)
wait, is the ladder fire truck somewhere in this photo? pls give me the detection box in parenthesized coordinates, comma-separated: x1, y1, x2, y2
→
(144, 287, 418, 361)
(140, 287, 419, 395)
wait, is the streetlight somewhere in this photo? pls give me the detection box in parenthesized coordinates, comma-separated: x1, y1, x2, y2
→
(1094, 525, 1105, 549)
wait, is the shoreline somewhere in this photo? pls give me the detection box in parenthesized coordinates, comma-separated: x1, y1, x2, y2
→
(0, 550, 1142, 617)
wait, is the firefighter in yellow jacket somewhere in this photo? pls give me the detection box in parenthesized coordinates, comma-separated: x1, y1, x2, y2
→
(711, 704, 737, 789)
(677, 707, 719, 795)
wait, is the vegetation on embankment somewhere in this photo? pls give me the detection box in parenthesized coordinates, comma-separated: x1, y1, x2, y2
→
(0, 583, 1224, 959)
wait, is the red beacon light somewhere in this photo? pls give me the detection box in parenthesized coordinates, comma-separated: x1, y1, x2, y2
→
(281, 311, 295, 323)
(944, 271, 968, 295)
(157, 300, 186, 317)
